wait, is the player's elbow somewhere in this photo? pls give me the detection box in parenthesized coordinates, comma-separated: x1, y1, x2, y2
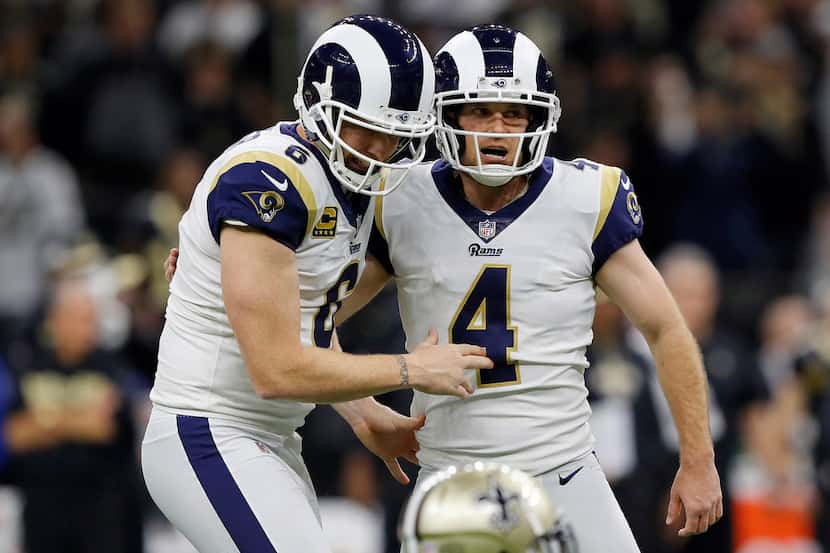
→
(249, 371, 297, 400)
(250, 374, 281, 399)
(248, 353, 308, 400)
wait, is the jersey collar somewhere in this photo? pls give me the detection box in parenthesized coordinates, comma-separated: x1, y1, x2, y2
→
(432, 158, 554, 243)
(279, 122, 370, 229)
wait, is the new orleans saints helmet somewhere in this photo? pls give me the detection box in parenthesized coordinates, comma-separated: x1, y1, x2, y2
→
(400, 463, 578, 553)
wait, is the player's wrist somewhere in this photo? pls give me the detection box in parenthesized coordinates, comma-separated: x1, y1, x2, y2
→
(679, 447, 715, 468)
(397, 354, 411, 388)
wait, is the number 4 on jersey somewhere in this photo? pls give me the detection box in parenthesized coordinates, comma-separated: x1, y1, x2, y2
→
(450, 265, 519, 387)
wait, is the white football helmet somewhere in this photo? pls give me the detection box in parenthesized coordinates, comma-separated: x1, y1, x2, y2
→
(400, 463, 578, 553)
(433, 25, 561, 187)
(294, 14, 436, 196)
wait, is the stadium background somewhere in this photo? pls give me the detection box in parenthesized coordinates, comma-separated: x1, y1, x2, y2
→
(0, 0, 829, 552)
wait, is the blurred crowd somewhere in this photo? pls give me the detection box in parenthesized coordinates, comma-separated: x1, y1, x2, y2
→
(1, 0, 830, 552)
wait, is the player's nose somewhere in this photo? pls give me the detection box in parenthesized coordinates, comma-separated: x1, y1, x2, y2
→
(486, 113, 508, 133)
(361, 130, 398, 162)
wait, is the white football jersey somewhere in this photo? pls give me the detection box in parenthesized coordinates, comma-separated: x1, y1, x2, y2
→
(151, 122, 374, 434)
(371, 157, 643, 475)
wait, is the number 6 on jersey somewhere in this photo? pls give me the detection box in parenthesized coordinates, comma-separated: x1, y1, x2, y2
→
(450, 265, 519, 387)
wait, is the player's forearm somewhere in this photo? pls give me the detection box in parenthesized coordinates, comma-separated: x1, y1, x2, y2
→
(249, 347, 405, 403)
(647, 322, 715, 463)
(333, 397, 383, 428)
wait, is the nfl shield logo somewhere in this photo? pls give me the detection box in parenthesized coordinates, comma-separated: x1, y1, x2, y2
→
(478, 219, 496, 240)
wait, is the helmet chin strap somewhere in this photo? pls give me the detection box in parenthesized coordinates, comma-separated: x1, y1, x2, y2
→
(469, 168, 514, 187)
(338, 164, 382, 192)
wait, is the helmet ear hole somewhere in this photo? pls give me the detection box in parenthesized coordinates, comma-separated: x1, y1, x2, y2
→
(443, 105, 463, 130)
(528, 106, 547, 132)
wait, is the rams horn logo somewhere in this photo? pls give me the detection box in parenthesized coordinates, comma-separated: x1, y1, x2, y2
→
(626, 191, 641, 225)
(241, 191, 285, 223)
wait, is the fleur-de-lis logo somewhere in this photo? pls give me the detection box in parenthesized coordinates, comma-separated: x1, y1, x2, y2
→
(478, 479, 521, 534)
(241, 190, 285, 223)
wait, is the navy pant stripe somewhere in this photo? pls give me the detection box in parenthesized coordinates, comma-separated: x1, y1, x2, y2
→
(177, 415, 277, 553)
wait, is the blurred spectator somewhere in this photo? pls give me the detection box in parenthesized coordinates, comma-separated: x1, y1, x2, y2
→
(803, 196, 830, 306)
(39, 0, 177, 239)
(802, 283, 830, 550)
(3, 274, 143, 553)
(759, 295, 815, 390)
(318, 449, 385, 553)
(0, 91, 85, 355)
(688, 0, 824, 271)
(157, 0, 262, 60)
(177, 40, 251, 159)
(0, 355, 22, 552)
(112, 148, 205, 380)
(0, 14, 40, 93)
(730, 295, 819, 553)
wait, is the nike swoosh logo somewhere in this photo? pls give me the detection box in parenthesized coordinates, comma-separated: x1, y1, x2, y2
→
(260, 169, 288, 191)
(558, 466, 583, 486)
(620, 173, 631, 191)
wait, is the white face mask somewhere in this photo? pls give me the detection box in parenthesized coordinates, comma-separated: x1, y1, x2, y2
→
(295, 67, 436, 196)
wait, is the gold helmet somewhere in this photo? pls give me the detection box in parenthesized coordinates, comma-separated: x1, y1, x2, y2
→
(400, 463, 578, 553)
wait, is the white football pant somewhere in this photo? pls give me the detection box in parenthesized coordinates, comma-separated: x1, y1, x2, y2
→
(141, 406, 332, 553)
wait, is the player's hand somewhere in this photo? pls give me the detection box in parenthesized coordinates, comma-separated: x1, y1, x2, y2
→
(407, 328, 493, 398)
(666, 456, 723, 536)
(164, 248, 179, 282)
(350, 402, 425, 485)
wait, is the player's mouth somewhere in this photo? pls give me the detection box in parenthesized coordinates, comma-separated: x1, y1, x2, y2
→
(345, 156, 371, 174)
(479, 146, 509, 164)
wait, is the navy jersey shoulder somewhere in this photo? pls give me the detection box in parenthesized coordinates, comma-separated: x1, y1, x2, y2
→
(592, 166, 644, 274)
(206, 145, 318, 251)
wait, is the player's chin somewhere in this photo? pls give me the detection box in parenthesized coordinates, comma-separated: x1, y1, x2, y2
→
(345, 158, 371, 174)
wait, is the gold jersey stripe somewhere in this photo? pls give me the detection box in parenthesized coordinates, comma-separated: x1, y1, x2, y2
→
(592, 165, 622, 242)
(209, 151, 318, 236)
(374, 170, 388, 240)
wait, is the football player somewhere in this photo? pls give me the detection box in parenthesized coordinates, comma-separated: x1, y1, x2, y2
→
(347, 24, 723, 552)
(400, 463, 578, 553)
(163, 23, 723, 553)
(142, 15, 493, 553)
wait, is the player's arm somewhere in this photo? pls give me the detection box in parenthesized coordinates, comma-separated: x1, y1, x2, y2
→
(221, 225, 491, 403)
(595, 239, 722, 536)
(327, 330, 423, 484)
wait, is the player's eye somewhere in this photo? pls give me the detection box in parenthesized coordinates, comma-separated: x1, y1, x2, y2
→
(504, 109, 528, 121)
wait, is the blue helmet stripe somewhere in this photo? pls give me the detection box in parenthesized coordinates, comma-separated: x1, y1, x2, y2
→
(470, 25, 517, 78)
(341, 16, 424, 111)
(434, 51, 460, 93)
(535, 53, 555, 93)
(302, 43, 361, 110)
